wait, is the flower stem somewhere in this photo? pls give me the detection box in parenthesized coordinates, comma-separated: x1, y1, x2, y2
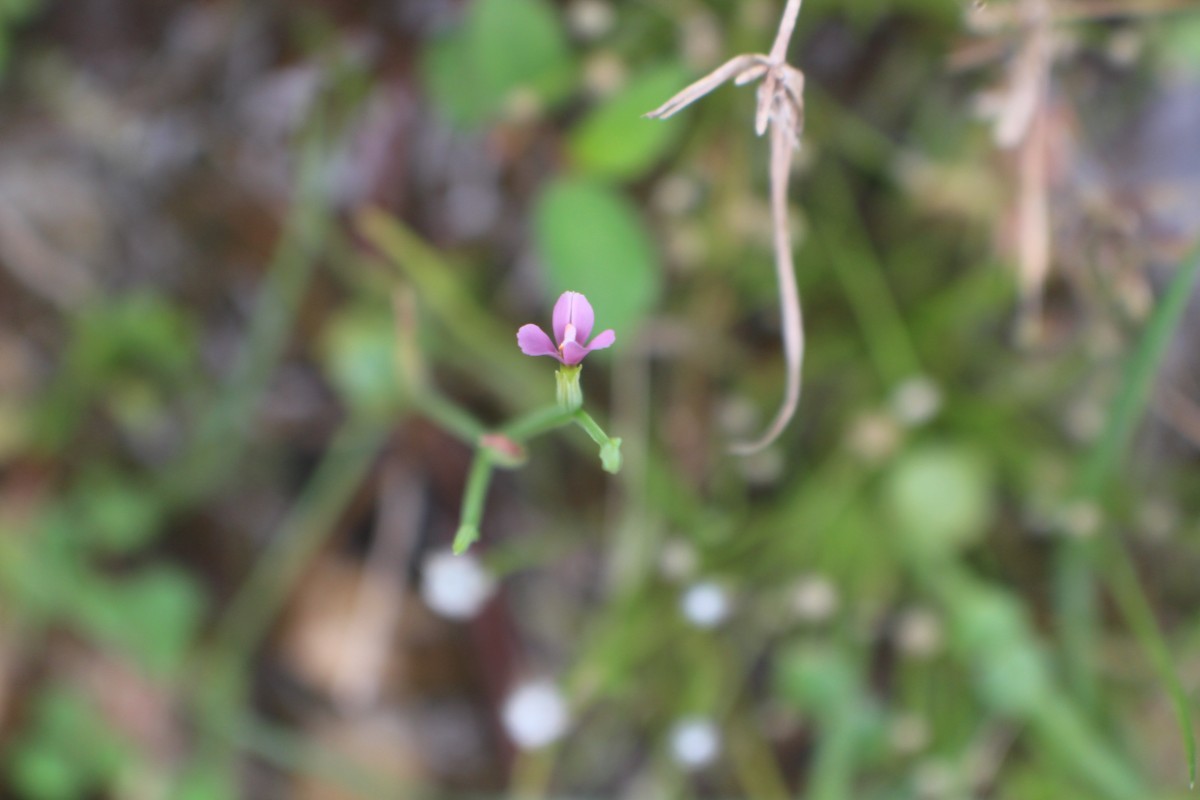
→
(574, 410, 622, 474)
(213, 414, 387, 658)
(451, 407, 622, 552)
(454, 449, 495, 554)
(411, 389, 487, 444)
(502, 405, 577, 440)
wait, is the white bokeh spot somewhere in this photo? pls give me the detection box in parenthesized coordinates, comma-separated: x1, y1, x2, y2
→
(681, 581, 731, 628)
(502, 681, 569, 750)
(670, 717, 721, 769)
(890, 376, 942, 427)
(421, 550, 495, 621)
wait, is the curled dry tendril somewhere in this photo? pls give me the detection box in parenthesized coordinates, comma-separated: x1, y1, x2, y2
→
(645, 0, 807, 454)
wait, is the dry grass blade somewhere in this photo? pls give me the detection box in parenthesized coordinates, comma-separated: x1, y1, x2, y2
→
(1014, 102, 1050, 341)
(977, 0, 1053, 341)
(729, 100, 805, 455)
(646, 0, 809, 454)
(643, 54, 768, 120)
(769, 0, 805, 62)
(993, 20, 1049, 148)
(734, 63, 770, 86)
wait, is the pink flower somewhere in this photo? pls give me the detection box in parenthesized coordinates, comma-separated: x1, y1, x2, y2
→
(517, 291, 615, 366)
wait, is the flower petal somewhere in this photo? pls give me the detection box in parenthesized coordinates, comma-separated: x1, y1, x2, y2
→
(517, 324, 563, 362)
(559, 328, 615, 365)
(585, 329, 615, 352)
(552, 292, 574, 344)
(552, 291, 595, 345)
(568, 293, 595, 343)
(559, 341, 589, 365)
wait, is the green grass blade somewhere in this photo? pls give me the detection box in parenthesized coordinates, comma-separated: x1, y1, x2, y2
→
(1083, 241, 1200, 786)
(1080, 242, 1200, 493)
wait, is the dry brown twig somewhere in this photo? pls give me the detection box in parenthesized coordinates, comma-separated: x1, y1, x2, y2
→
(970, 0, 1055, 343)
(646, 0, 806, 455)
(972, 0, 1195, 345)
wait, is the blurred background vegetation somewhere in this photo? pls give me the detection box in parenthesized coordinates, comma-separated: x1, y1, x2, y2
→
(2, 0, 1200, 797)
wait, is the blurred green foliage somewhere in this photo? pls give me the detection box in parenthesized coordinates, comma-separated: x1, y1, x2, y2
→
(7, 687, 138, 799)
(2, 0, 1200, 798)
(534, 178, 662, 336)
(422, 0, 574, 125)
(567, 63, 690, 179)
(0, 0, 40, 74)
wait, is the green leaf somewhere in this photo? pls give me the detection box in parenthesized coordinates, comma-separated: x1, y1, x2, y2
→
(1159, 15, 1200, 68)
(885, 443, 992, 558)
(73, 568, 205, 678)
(420, 33, 492, 127)
(976, 641, 1051, 715)
(320, 308, 403, 413)
(72, 292, 196, 379)
(774, 645, 858, 720)
(421, 0, 574, 126)
(75, 474, 163, 554)
(568, 64, 690, 180)
(950, 586, 1029, 655)
(469, 0, 572, 106)
(533, 178, 661, 335)
(9, 743, 86, 800)
(120, 568, 205, 677)
(174, 764, 237, 800)
(7, 686, 131, 800)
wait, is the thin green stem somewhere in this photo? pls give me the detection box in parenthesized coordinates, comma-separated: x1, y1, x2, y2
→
(806, 710, 861, 800)
(574, 410, 622, 474)
(728, 712, 791, 800)
(572, 409, 610, 448)
(213, 416, 386, 657)
(1056, 545, 1100, 712)
(357, 209, 546, 411)
(1032, 696, 1144, 800)
(452, 403, 622, 553)
(412, 389, 487, 444)
(161, 133, 332, 507)
(182, 416, 385, 796)
(233, 714, 427, 800)
(454, 449, 495, 554)
(816, 164, 923, 386)
(502, 405, 577, 441)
